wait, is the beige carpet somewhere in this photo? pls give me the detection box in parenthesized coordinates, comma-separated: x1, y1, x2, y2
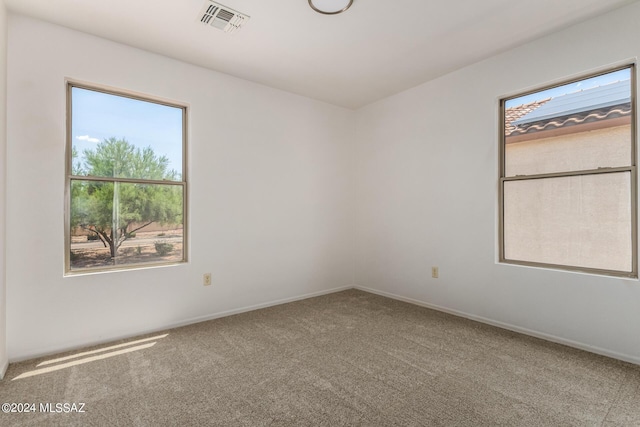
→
(1, 289, 639, 426)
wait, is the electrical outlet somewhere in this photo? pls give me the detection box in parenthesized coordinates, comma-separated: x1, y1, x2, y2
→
(203, 273, 212, 286)
(431, 267, 439, 279)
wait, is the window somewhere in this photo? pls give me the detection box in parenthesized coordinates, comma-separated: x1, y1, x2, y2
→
(66, 83, 187, 273)
(499, 66, 636, 277)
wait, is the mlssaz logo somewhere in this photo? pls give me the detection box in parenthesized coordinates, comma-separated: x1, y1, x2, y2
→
(39, 403, 86, 413)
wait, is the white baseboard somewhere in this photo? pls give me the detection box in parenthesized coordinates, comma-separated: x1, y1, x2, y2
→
(10, 285, 355, 363)
(12, 284, 638, 367)
(0, 358, 8, 379)
(156, 284, 356, 332)
(354, 285, 640, 366)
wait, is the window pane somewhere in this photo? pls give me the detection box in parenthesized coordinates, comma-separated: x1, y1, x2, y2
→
(70, 180, 184, 270)
(504, 68, 632, 177)
(503, 172, 632, 272)
(71, 87, 183, 180)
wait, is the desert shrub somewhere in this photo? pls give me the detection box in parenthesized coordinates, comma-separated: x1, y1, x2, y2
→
(87, 234, 100, 241)
(157, 232, 166, 237)
(136, 246, 142, 255)
(154, 241, 173, 256)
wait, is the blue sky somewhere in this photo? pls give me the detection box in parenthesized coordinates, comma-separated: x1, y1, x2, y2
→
(72, 87, 183, 175)
(505, 68, 631, 108)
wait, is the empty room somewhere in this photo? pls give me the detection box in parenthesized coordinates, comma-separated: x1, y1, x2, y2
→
(1, 0, 640, 425)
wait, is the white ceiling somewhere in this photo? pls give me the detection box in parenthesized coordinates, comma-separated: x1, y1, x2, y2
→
(5, 0, 637, 109)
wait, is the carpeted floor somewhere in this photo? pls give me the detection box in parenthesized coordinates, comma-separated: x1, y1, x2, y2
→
(1, 289, 639, 426)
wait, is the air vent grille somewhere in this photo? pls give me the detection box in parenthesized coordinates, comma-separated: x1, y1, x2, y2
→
(197, 1, 250, 34)
(217, 9, 234, 22)
(200, 5, 219, 24)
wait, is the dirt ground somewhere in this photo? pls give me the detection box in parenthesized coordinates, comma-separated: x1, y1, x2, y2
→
(70, 229, 183, 269)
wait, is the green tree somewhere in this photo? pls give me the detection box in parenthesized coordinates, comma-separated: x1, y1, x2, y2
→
(72, 138, 182, 259)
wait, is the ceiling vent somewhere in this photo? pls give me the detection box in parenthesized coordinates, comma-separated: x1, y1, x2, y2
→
(197, 1, 250, 34)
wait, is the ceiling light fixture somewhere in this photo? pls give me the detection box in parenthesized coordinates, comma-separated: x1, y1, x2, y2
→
(308, 0, 353, 15)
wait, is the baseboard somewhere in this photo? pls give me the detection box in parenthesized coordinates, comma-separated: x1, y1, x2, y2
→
(153, 284, 356, 333)
(10, 285, 355, 363)
(0, 357, 8, 380)
(15, 284, 637, 367)
(354, 285, 640, 366)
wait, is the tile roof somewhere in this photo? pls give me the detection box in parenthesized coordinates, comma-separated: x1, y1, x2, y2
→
(513, 79, 631, 126)
(506, 79, 632, 138)
(504, 98, 550, 137)
(507, 104, 631, 137)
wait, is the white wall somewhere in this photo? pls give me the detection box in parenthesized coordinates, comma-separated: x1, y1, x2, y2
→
(7, 3, 640, 366)
(0, 0, 7, 377)
(354, 2, 640, 364)
(6, 14, 355, 360)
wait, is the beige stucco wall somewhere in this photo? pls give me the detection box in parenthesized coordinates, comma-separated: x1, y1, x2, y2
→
(506, 125, 631, 176)
(504, 124, 633, 272)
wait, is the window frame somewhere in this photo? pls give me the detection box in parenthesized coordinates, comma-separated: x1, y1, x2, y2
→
(498, 64, 638, 278)
(64, 81, 189, 275)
